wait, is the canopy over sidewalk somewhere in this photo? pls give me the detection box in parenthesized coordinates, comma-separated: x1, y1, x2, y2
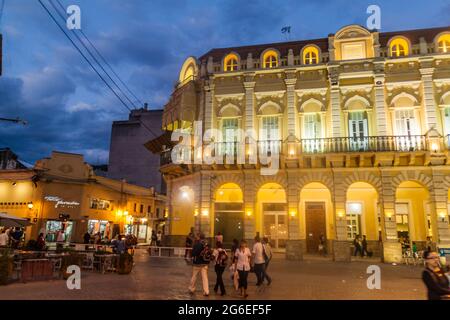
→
(0, 212, 32, 228)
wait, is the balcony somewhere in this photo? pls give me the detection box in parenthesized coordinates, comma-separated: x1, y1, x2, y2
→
(159, 135, 448, 175)
(299, 135, 427, 154)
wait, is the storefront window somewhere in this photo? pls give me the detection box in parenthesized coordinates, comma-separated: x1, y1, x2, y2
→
(45, 220, 73, 243)
(138, 225, 147, 240)
(87, 220, 111, 239)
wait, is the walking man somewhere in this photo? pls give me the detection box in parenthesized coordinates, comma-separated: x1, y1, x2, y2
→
(188, 233, 211, 296)
(252, 236, 265, 286)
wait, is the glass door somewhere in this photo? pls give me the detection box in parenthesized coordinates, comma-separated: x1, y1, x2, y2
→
(263, 203, 287, 249)
(260, 116, 280, 155)
(221, 118, 239, 156)
(303, 113, 322, 152)
(395, 109, 419, 151)
(348, 111, 368, 151)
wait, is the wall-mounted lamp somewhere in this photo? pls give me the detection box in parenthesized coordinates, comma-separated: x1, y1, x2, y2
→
(27, 202, 34, 210)
(116, 210, 123, 217)
(431, 143, 439, 153)
(385, 210, 393, 221)
(194, 209, 199, 217)
(201, 209, 209, 217)
(439, 211, 447, 222)
(246, 210, 253, 217)
(337, 210, 345, 219)
(124, 211, 129, 216)
(289, 210, 297, 218)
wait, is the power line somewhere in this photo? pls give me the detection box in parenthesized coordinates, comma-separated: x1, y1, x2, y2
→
(49, 0, 139, 110)
(0, 0, 5, 29)
(38, 0, 160, 139)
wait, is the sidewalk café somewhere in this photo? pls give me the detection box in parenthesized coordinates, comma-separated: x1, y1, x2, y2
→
(0, 235, 135, 285)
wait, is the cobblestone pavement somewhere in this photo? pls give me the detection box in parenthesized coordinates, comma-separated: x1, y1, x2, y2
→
(0, 249, 427, 300)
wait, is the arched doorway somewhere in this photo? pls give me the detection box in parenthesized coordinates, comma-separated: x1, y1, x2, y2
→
(257, 183, 287, 249)
(300, 182, 333, 254)
(214, 183, 244, 247)
(395, 181, 430, 252)
(346, 182, 380, 254)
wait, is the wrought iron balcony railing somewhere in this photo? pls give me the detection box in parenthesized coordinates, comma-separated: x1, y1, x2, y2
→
(160, 135, 440, 167)
(300, 135, 427, 154)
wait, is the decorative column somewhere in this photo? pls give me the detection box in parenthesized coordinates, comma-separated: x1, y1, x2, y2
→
(332, 170, 351, 262)
(420, 58, 439, 132)
(204, 81, 215, 133)
(199, 173, 212, 238)
(328, 65, 342, 137)
(244, 74, 256, 133)
(286, 171, 302, 260)
(380, 170, 403, 263)
(373, 60, 389, 136)
(192, 175, 201, 235)
(243, 172, 256, 241)
(431, 170, 450, 248)
(285, 70, 297, 137)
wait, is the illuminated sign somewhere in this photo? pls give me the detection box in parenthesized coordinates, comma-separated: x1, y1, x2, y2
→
(44, 196, 80, 208)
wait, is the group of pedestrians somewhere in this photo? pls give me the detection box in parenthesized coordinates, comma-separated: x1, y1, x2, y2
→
(188, 233, 273, 299)
(0, 227, 25, 249)
(353, 234, 371, 257)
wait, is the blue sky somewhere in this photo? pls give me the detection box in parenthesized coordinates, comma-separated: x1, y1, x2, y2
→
(0, 0, 449, 164)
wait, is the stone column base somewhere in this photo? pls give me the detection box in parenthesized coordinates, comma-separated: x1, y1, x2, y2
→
(382, 242, 402, 263)
(333, 240, 351, 262)
(285, 240, 305, 261)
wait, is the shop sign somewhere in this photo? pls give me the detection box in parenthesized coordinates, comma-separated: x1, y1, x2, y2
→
(45, 196, 80, 208)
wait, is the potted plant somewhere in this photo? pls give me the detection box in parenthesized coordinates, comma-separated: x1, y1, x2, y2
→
(0, 249, 14, 285)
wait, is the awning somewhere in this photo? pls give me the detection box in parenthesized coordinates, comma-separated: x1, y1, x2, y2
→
(144, 131, 175, 154)
(0, 213, 33, 228)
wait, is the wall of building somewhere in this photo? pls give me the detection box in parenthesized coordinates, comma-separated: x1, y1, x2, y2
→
(108, 108, 165, 193)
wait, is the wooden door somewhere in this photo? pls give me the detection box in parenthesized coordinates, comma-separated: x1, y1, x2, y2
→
(305, 202, 326, 253)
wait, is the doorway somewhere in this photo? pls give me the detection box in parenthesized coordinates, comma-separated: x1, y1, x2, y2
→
(305, 202, 326, 253)
(263, 203, 287, 249)
(214, 203, 244, 247)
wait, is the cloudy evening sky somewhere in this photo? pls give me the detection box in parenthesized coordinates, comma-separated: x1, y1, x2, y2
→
(0, 0, 449, 165)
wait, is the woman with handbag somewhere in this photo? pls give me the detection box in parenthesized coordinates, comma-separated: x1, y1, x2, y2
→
(234, 240, 251, 298)
(422, 251, 450, 300)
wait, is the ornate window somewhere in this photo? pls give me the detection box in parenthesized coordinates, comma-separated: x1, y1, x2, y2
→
(437, 34, 450, 53)
(303, 46, 319, 65)
(389, 38, 409, 57)
(224, 53, 239, 72)
(263, 50, 279, 69)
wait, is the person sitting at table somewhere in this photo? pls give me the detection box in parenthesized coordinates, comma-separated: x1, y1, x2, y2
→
(36, 233, 46, 251)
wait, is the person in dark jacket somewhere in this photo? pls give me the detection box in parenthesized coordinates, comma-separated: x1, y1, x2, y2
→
(188, 233, 210, 296)
(83, 232, 91, 244)
(422, 251, 450, 300)
(36, 233, 46, 251)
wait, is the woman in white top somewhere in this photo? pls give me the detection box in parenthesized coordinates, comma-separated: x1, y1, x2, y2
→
(234, 240, 252, 298)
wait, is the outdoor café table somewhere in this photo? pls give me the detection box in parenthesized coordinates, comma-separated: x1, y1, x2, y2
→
(94, 254, 118, 274)
(20, 258, 54, 282)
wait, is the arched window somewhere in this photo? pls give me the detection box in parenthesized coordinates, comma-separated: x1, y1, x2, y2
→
(437, 34, 450, 53)
(263, 50, 278, 69)
(303, 46, 319, 65)
(223, 53, 239, 72)
(389, 38, 409, 57)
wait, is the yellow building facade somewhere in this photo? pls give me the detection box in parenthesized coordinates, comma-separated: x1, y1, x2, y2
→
(0, 151, 166, 244)
(155, 25, 450, 262)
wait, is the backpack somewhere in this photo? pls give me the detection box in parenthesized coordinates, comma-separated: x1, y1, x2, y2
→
(199, 241, 212, 263)
(216, 249, 228, 267)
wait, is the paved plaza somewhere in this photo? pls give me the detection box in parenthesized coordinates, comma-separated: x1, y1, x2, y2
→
(0, 249, 427, 300)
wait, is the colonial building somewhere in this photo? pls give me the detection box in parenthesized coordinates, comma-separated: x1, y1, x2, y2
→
(150, 25, 450, 262)
(0, 151, 166, 244)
